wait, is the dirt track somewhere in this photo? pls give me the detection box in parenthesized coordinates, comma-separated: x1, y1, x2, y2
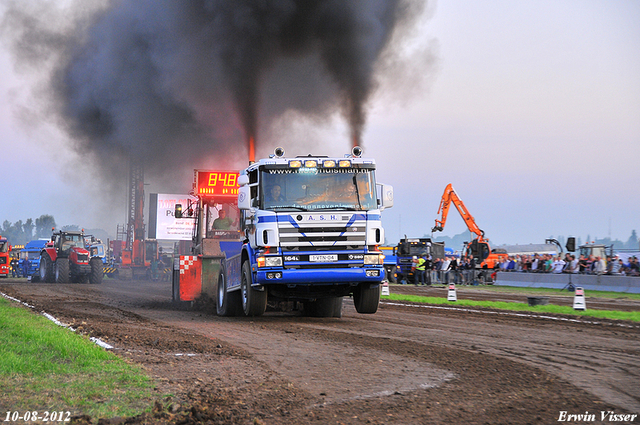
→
(1, 278, 639, 424)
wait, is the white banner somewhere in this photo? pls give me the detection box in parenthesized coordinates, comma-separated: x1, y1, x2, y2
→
(155, 194, 196, 240)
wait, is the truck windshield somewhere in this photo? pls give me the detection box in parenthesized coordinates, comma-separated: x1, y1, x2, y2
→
(260, 168, 377, 211)
(398, 242, 428, 256)
(0, 241, 7, 253)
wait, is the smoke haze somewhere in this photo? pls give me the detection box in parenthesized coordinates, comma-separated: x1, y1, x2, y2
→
(1, 0, 435, 192)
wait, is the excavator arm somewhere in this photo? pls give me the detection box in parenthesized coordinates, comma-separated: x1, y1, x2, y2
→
(432, 184, 485, 240)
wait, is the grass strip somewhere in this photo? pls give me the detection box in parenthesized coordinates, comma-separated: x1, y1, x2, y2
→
(457, 284, 640, 300)
(0, 296, 156, 418)
(381, 292, 640, 322)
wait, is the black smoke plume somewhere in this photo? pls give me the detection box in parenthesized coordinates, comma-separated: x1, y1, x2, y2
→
(2, 0, 434, 190)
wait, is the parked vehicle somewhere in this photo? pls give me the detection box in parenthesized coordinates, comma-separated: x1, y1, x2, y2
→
(0, 235, 11, 278)
(432, 184, 507, 268)
(19, 239, 49, 280)
(39, 230, 103, 284)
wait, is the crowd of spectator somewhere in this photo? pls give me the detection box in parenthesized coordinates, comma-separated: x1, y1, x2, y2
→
(495, 253, 639, 276)
(404, 252, 640, 286)
(407, 254, 494, 285)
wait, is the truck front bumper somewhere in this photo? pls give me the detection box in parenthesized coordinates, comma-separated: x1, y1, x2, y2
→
(256, 267, 385, 285)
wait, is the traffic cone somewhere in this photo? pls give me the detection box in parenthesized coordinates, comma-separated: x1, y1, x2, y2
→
(573, 287, 586, 310)
(381, 281, 390, 296)
(447, 283, 457, 301)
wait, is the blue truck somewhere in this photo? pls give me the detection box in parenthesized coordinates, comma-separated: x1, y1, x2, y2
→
(394, 237, 445, 284)
(172, 147, 394, 317)
(18, 239, 49, 280)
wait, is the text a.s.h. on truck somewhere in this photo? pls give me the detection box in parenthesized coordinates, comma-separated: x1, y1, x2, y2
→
(172, 146, 394, 318)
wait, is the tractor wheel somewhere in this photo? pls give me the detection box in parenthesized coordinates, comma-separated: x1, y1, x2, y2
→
(55, 258, 69, 283)
(240, 261, 267, 316)
(216, 267, 240, 316)
(304, 297, 343, 318)
(39, 253, 54, 283)
(90, 259, 103, 284)
(353, 283, 380, 314)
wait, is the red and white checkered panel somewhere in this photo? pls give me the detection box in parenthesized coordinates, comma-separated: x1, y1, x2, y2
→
(177, 256, 201, 301)
(179, 256, 198, 275)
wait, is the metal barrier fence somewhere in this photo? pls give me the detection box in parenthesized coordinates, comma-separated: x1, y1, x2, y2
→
(400, 269, 495, 285)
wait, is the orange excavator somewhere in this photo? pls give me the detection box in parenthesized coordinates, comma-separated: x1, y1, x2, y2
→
(432, 184, 507, 268)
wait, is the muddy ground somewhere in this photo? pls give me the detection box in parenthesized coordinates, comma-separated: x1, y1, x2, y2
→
(1, 278, 639, 424)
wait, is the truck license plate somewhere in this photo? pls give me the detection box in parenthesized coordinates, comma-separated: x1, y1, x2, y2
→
(309, 254, 338, 262)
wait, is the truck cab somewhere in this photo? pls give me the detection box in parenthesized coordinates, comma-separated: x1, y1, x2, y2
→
(579, 243, 613, 260)
(395, 238, 445, 283)
(230, 148, 393, 317)
(19, 239, 48, 280)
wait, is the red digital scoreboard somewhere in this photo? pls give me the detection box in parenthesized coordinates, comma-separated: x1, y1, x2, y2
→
(194, 170, 240, 202)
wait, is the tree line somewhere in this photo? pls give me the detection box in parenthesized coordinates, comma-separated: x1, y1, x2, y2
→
(0, 215, 84, 246)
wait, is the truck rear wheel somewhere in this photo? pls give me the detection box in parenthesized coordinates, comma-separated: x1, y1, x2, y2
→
(216, 268, 240, 316)
(241, 261, 267, 316)
(55, 258, 69, 283)
(90, 259, 103, 284)
(304, 297, 343, 318)
(353, 283, 380, 314)
(39, 253, 54, 283)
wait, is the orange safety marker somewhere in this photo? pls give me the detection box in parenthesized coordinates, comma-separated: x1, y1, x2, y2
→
(573, 286, 586, 310)
(447, 283, 457, 301)
(381, 281, 390, 296)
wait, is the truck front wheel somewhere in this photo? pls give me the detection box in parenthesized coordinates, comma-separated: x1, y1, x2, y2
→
(216, 267, 241, 316)
(353, 283, 380, 314)
(241, 261, 267, 316)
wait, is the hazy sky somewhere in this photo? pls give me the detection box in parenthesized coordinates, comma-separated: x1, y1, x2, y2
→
(1, 1, 638, 248)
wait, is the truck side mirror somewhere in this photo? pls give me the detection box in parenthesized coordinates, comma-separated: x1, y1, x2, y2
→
(238, 174, 250, 186)
(238, 186, 253, 210)
(377, 183, 394, 210)
(175, 204, 183, 218)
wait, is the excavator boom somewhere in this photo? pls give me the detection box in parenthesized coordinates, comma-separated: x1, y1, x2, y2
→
(431, 183, 508, 268)
(432, 184, 485, 240)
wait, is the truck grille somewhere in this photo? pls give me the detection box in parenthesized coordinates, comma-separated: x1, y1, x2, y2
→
(278, 214, 366, 250)
(77, 253, 89, 263)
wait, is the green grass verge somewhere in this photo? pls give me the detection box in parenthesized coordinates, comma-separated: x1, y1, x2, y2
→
(390, 283, 640, 300)
(381, 292, 640, 322)
(0, 297, 156, 418)
(451, 284, 640, 300)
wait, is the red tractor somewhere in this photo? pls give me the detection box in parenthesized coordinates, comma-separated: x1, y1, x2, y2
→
(39, 230, 103, 284)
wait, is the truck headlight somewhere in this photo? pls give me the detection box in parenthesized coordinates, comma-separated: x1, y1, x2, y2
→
(257, 256, 283, 268)
(364, 254, 383, 265)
